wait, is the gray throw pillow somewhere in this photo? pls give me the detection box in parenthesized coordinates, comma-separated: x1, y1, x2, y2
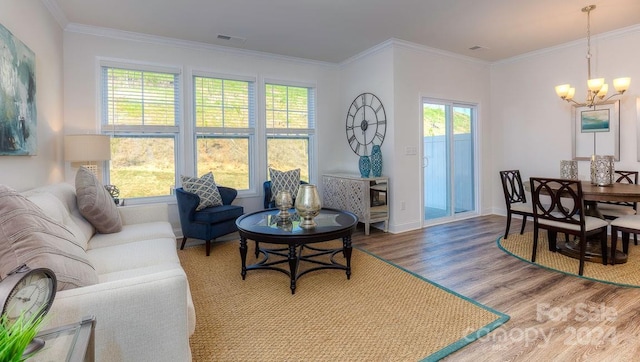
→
(0, 184, 98, 291)
(75, 167, 123, 234)
(181, 172, 223, 210)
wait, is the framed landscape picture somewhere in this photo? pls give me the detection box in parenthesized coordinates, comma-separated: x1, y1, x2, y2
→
(580, 108, 610, 132)
(572, 100, 619, 161)
(0, 22, 37, 156)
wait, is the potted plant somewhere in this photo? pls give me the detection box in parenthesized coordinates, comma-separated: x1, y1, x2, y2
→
(0, 311, 47, 362)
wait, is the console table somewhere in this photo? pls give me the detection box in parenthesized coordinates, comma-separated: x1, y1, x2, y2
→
(322, 174, 389, 235)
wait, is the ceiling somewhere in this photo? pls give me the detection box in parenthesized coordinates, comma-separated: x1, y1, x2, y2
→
(49, 0, 640, 63)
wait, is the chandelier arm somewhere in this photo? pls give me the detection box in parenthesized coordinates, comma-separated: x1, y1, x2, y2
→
(564, 98, 584, 107)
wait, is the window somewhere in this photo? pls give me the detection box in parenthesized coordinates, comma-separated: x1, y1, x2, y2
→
(265, 82, 315, 182)
(101, 64, 181, 199)
(193, 75, 255, 190)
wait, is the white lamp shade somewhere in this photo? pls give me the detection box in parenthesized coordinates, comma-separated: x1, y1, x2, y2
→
(587, 78, 605, 92)
(613, 77, 631, 93)
(64, 134, 111, 162)
(555, 84, 570, 98)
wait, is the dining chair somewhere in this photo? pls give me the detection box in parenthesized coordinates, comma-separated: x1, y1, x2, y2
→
(598, 170, 639, 246)
(499, 170, 533, 239)
(529, 177, 609, 276)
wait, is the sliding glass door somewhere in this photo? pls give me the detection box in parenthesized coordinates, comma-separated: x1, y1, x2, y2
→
(422, 99, 477, 225)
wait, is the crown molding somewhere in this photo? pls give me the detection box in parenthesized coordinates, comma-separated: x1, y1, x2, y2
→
(494, 23, 640, 66)
(40, 0, 68, 29)
(340, 38, 490, 67)
(63, 23, 339, 69)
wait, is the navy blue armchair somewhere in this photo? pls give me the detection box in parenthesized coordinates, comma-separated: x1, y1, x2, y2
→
(176, 186, 244, 256)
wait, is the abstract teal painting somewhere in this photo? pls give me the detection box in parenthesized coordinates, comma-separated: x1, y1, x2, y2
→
(580, 109, 610, 133)
(0, 22, 36, 155)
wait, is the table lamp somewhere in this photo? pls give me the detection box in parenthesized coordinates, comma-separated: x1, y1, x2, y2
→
(64, 134, 111, 176)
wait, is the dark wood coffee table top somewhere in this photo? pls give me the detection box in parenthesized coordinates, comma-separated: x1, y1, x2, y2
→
(236, 208, 357, 244)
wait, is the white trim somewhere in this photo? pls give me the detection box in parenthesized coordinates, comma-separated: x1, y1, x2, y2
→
(493, 24, 640, 66)
(40, 0, 68, 28)
(191, 69, 257, 84)
(65, 23, 338, 69)
(340, 38, 490, 67)
(98, 57, 182, 74)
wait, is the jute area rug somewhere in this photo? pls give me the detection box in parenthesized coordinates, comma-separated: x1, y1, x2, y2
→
(178, 240, 509, 361)
(499, 232, 640, 287)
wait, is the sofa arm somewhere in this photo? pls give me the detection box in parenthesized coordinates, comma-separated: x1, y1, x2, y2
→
(45, 268, 192, 362)
(118, 203, 169, 226)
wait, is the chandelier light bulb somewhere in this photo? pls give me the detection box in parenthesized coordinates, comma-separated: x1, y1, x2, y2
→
(613, 77, 631, 93)
(587, 78, 604, 92)
(596, 83, 608, 98)
(555, 84, 570, 98)
(566, 87, 575, 100)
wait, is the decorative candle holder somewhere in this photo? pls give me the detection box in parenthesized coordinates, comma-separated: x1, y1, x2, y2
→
(274, 190, 293, 219)
(590, 155, 615, 186)
(560, 160, 578, 180)
(295, 184, 321, 229)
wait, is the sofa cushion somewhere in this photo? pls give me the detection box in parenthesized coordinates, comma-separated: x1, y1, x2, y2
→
(0, 185, 98, 291)
(269, 168, 300, 201)
(88, 222, 175, 250)
(75, 167, 122, 234)
(181, 172, 223, 210)
(87, 238, 180, 275)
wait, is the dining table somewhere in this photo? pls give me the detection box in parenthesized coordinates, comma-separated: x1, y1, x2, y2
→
(528, 180, 640, 264)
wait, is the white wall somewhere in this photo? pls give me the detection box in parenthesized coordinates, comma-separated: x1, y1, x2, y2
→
(491, 26, 640, 214)
(0, 0, 64, 190)
(62, 29, 341, 232)
(390, 42, 492, 232)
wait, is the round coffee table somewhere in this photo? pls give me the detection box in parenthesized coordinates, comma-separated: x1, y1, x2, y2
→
(236, 208, 358, 294)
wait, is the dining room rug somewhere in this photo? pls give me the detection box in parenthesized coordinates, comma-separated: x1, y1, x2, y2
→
(178, 240, 509, 361)
(498, 232, 640, 287)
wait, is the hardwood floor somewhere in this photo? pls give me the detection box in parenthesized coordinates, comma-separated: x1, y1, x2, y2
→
(350, 215, 640, 361)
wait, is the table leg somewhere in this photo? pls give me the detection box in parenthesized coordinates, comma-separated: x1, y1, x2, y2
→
(288, 244, 299, 294)
(240, 236, 248, 280)
(343, 235, 352, 279)
(584, 200, 604, 218)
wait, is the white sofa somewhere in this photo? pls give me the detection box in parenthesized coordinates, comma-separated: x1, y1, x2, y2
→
(21, 183, 195, 362)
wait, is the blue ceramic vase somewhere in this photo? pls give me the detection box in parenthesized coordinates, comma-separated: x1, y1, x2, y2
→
(359, 155, 371, 178)
(370, 145, 383, 177)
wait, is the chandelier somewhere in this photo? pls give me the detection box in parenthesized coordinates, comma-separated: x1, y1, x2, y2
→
(554, 5, 630, 108)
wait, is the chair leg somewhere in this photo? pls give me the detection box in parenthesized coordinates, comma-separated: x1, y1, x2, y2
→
(634, 233, 638, 246)
(547, 231, 558, 252)
(531, 227, 539, 262)
(578, 234, 586, 276)
(599, 230, 607, 266)
(519, 215, 527, 234)
(610, 226, 618, 265)
(622, 232, 631, 255)
(180, 236, 187, 250)
(504, 212, 512, 239)
(206, 240, 211, 256)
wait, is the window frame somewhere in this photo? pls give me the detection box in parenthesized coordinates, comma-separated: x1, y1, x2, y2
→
(99, 59, 182, 204)
(263, 78, 317, 184)
(191, 71, 257, 194)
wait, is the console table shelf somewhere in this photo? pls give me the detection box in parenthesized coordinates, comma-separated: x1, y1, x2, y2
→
(322, 174, 389, 235)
